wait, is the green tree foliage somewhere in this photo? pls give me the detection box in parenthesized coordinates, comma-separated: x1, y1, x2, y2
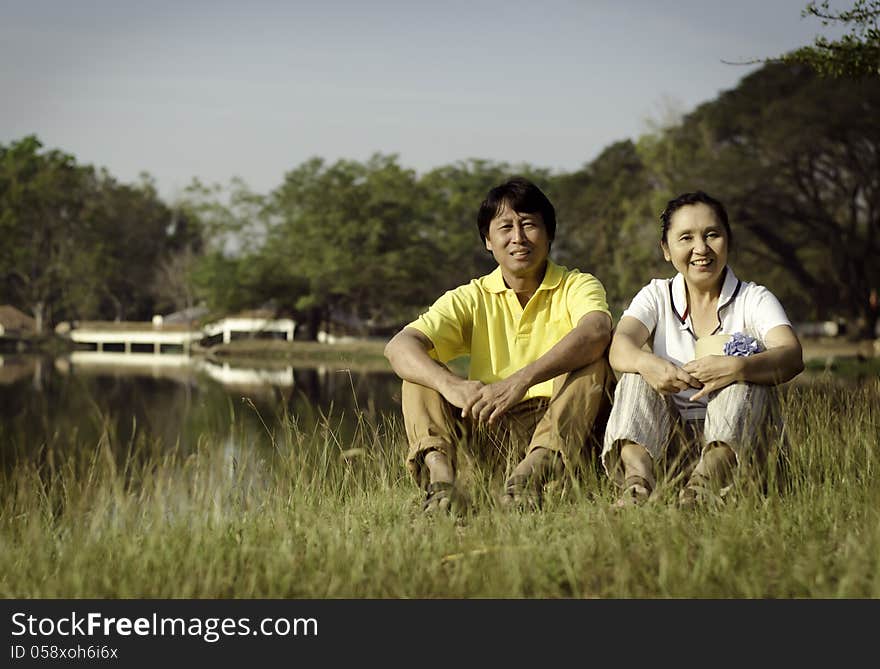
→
(551, 141, 664, 316)
(8, 56, 876, 341)
(0, 136, 92, 332)
(0, 136, 203, 331)
(418, 160, 552, 292)
(180, 178, 287, 317)
(640, 62, 880, 336)
(84, 172, 202, 321)
(783, 1, 880, 77)
(267, 155, 438, 338)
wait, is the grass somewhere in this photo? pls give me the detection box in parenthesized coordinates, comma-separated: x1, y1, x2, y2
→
(0, 379, 878, 598)
(203, 339, 391, 370)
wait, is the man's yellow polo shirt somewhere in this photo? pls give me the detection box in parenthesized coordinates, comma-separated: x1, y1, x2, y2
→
(407, 260, 611, 400)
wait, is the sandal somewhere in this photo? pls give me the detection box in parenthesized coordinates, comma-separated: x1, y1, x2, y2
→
(614, 474, 653, 508)
(422, 481, 455, 514)
(678, 448, 735, 509)
(500, 474, 542, 511)
(677, 471, 716, 509)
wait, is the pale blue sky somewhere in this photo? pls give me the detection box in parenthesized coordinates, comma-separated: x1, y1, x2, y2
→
(0, 0, 843, 200)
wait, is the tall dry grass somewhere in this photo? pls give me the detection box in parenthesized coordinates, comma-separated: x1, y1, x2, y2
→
(1, 379, 878, 597)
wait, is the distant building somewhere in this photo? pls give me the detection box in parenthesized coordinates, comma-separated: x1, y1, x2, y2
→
(55, 308, 297, 357)
(63, 319, 202, 355)
(0, 305, 37, 339)
(201, 310, 296, 345)
(161, 305, 210, 326)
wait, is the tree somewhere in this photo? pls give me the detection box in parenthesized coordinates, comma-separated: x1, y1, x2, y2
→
(83, 172, 201, 321)
(640, 63, 880, 336)
(550, 141, 664, 315)
(417, 160, 552, 294)
(782, 1, 880, 78)
(0, 136, 91, 332)
(267, 155, 437, 338)
(151, 245, 199, 315)
(179, 177, 283, 317)
(0, 136, 206, 330)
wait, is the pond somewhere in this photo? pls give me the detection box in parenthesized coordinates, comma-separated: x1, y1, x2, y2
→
(0, 352, 875, 469)
(0, 354, 403, 466)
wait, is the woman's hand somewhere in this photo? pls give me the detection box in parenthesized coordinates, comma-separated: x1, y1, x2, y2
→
(640, 355, 702, 395)
(682, 355, 745, 401)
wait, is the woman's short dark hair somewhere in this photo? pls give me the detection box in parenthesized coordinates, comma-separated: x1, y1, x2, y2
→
(660, 191, 732, 244)
(477, 177, 557, 244)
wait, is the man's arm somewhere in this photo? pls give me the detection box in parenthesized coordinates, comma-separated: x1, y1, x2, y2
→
(384, 327, 485, 410)
(463, 311, 612, 424)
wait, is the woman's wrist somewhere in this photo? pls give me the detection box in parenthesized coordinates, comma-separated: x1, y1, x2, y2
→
(634, 350, 660, 377)
(734, 355, 749, 383)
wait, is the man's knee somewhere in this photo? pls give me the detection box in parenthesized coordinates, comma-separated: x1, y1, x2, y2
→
(572, 355, 614, 384)
(401, 380, 453, 425)
(402, 379, 441, 404)
(553, 356, 615, 403)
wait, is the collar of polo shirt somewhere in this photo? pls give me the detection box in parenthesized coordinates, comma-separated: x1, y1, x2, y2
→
(485, 259, 564, 294)
(669, 266, 742, 333)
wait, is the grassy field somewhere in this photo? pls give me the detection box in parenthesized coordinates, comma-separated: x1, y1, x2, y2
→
(1, 378, 878, 598)
(203, 338, 391, 370)
(206, 336, 878, 366)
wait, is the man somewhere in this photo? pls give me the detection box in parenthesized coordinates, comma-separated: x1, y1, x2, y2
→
(384, 177, 614, 512)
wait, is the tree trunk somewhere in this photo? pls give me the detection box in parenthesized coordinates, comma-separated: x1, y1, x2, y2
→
(32, 301, 45, 335)
(31, 357, 44, 392)
(856, 299, 879, 340)
(305, 307, 322, 341)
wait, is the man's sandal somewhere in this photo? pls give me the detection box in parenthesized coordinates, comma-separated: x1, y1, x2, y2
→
(500, 474, 542, 511)
(422, 481, 455, 514)
(614, 474, 653, 508)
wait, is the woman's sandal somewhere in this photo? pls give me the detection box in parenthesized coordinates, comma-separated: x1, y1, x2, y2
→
(614, 474, 653, 508)
(500, 474, 542, 511)
(422, 481, 455, 514)
(677, 471, 715, 509)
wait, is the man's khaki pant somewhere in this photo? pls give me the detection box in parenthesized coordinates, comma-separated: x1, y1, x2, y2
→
(401, 357, 615, 489)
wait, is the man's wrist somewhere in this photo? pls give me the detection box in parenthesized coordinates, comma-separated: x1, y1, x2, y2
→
(436, 370, 463, 396)
(511, 366, 535, 390)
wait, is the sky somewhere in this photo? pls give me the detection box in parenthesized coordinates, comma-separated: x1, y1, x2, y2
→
(0, 0, 845, 201)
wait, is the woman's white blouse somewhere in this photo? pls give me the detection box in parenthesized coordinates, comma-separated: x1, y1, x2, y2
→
(622, 266, 792, 420)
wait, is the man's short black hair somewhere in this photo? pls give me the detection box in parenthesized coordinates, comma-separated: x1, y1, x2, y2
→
(476, 177, 557, 244)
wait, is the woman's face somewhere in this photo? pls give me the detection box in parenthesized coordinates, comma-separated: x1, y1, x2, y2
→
(661, 203, 729, 289)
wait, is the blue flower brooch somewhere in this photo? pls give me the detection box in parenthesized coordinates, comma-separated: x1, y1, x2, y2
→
(723, 332, 761, 357)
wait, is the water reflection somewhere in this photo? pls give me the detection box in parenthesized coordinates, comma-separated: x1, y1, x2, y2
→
(0, 354, 401, 466)
(2, 353, 874, 469)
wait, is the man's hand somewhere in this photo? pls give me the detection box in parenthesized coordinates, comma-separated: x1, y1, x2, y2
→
(640, 355, 702, 396)
(682, 355, 744, 401)
(460, 372, 530, 425)
(439, 378, 486, 411)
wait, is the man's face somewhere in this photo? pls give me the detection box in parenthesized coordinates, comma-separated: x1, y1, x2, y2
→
(485, 203, 550, 280)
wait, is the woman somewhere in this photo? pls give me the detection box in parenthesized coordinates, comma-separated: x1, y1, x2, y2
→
(602, 191, 804, 506)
